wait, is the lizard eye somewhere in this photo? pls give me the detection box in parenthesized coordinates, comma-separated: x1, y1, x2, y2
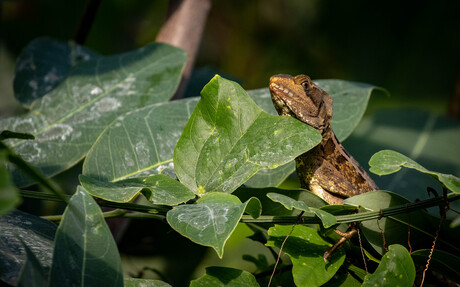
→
(301, 81, 309, 88)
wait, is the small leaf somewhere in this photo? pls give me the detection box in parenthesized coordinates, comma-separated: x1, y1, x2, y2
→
(2, 42, 186, 187)
(267, 192, 337, 228)
(0, 151, 21, 215)
(369, 150, 460, 193)
(190, 266, 259, 287)
(13, 37, 99, 106)
(0, 210, 56, 286)
(267, 225, 346, 287)
(166, 193, 261, 258)
(362, 245, 415, 287)
(17, 243, 48, 287)
(49, 186, 123, 287)
(124, 278, 172, 287)
(174, 75, 321, 194)
(79, 174, 195, 205)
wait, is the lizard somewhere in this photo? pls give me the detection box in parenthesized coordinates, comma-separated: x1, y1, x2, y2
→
(269, 74, 378, 259)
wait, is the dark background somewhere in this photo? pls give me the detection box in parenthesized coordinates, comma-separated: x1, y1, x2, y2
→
(1, 0, 460, 115)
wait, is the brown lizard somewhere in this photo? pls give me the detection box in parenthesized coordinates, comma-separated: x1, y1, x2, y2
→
(269, 74, 378, 259)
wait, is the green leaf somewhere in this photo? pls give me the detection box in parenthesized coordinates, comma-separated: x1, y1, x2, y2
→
(17, 243, 47, 287)
(362, 245, 415, 287)
(0, 210, 56, 286)
(244, 80, 383, 188)
(83, 97, 199, 182)
(234, 187, 327, 216)
(166, 192, 261, 258)
(411, 249, 460, 284)
(1, 42, 186, 187)
(0, 151, 21, 215)
(190, 266, 259, 287)
(13, 37, 99, 106)
(49, 186, 123, 287)
(174, 75, 321, 194)
(267, 225, 346, 287)
(79, 174, 195, 205)
(369, 149, 460, 193)
(343, 190, 458, 255)
(124, 278, 172, 287)
(266, 192, 337, 228)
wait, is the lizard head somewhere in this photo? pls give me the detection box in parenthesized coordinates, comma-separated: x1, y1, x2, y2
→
(269, 74, 333, 132)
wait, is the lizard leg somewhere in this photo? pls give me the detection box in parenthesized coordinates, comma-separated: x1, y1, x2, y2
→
(323, 223, 358, 262)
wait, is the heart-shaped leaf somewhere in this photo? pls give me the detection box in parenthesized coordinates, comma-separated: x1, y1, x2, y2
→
(190, 267, 259, 287)
(166, 192, 261, 258)
(13, 37, 99, 107)
(369, 149, 460, 193)
(1, 42, 186, 187)
(266, 192, 337, 228)
(49, 186, 123, 287)
(267, 224, 345, 287)
(362, 244, 415, 287)
(79, 174, 195, 205)
(174, 75, 321, 194)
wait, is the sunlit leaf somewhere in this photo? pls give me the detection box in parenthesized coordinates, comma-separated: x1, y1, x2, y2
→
(0, 210, 56, 286)
(369, 149, 460, 193)
(49, 186, 123, 287)
(13, 37, 99, 106)
(266, 192, 336, 228)
(2, 43, 186, 187)
(362, 245, 415, 287)
(166, 192, 261, 258)
(267, 225, 345, 287)
(79, 174, 195, 205)
(190, 266, 259, 287)
(174, 75, 321, 194)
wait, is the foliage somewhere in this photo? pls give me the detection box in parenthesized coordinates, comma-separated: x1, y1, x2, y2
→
(1, 38, 459, 287)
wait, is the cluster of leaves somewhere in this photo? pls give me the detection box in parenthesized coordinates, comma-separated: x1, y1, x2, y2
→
(1, 38, 460, 287)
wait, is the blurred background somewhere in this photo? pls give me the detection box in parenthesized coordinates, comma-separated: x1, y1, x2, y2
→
(2, 0, 460, 115)
(1, 0, 460, 285)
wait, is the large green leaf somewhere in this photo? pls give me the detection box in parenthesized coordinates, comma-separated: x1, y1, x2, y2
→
(0, 151, 21, 215)
(49, 186, 123, 287)
(266, 192, 337, 228)
(83, 98, 199, 182)
(190, 266, 259, 287)
(166, 192, 261, 258)
(17, 243, 47, 287)
(369, 149, 460, 193)
(267, 225, 346, 287)
(0, 210, 56, 286)
(344, 190, 459, 255)
(13, 37, 99, 107)
(244, 80, 382, 188)
(362, 245, 415, 287)
(174, 75, 321, 194)
(1, 43, 186, 187)
(79, 174, 195, 205)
